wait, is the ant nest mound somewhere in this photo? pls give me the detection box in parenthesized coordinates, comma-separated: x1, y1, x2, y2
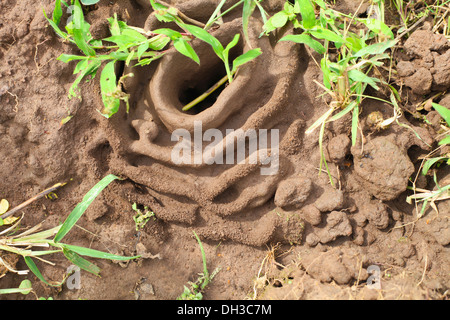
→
(92, 0, 436, 248)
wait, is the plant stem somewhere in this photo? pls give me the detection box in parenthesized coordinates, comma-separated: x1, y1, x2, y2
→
(204, 0, 245, 30)
(1, 183, 66, 219)
(182, 71, 234, 111)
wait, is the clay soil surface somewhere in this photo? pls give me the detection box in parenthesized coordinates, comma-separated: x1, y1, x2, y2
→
(0, 0, 449, 300)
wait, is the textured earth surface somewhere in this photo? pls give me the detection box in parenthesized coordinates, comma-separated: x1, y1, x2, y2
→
(0, 0, 448, 300)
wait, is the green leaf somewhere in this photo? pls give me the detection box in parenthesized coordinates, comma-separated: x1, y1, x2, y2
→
(422, 157, 447, 175)
(121, 28, 148, 42)
(351, 102, 360, 146)
(279, 34, 325, 54)
(137, 42, 150, 60)
(147, 34, 171, 50)
(18, 280, 33, 295)
(43, 9, 70, 40)
(181, 23, 224, 59)
(271, 11, 289, 28)
(108, 14, 122, 37)
(320, 57, 332, 89)
(0, 280, 34, 295)
(57, 54, 88, 64)
(80, 0, 100, 5)
(153, 28, 182, 39)
(438, 135, 450, 146)
(232, 48, 262, 73)
(360, 18, 394, 40)
(296, 0, 316, 29)
(24, 257, 61, 287)
(329, 100, 357, 122)
(223, 34, 241, 64)
(353, 39, 397, 57)
(53, 0, 63, 25)
(61, 243, 140, 261)
(348, 69, 380, 90)
(432, 103, 450, 126)
(54, 174, 121, 243)
(125, 50, 135, 66)
(309, 26, 344, 43)
(73, 59, 89, 74)
(262, 19, 277, 35)
(63, 248, 101, 276)
(150, 0, 169, 11)
(68, 60, 102, 99)
(173, 38, 200, 64)
(313, 0, 327, 9)
(100, 61, 120, 117)
(72, 0, 96, 57)
(242, 0, 257, 45)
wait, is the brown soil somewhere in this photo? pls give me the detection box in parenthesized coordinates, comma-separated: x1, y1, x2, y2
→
(0, 0, 449, 300)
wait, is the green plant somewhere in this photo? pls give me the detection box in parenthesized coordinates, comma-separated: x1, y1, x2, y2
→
(131, 203, 155, 231)
(149, 0, 263, 111)
(177, 231, 219, 300)
(264, 0, 397, 185)
(0, 174, 139, 289)
(0, 280, 32, 295)
(407, 103, 450, 217)
(46, 0, 263, 117)
(45, 0, 172, 118)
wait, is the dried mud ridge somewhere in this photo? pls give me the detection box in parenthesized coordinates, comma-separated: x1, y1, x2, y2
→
(0, 0, 449, 299)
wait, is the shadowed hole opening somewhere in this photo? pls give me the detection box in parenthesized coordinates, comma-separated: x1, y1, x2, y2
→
(178, 39, 244, 115)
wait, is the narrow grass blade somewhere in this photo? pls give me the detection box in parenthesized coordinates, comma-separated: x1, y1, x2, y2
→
(53, 174, 121, 243)
(351, 103, 360, 146)
(205, 0, 227, 29)
(422, 157, 447, 175)
(24, 257, 62, 287)
(61, 243, 140, 260)
(353, 39, 397, 57)
(193, 231, 209, 288)
(432, 103, 450, 126)
(329, 100, 357, 122)
(43, 9, 70, 41)
(306, 107, 335, 134)
(63, 248, 101, 276)
(242, 0, 257, 45)
(12, 226, 61, 243)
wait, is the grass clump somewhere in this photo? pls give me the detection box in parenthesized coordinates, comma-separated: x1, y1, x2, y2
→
(177, 231, 220, 300)
(407, 103, 450, 218)
(264, 0, 397, 185)
(0, 174, 139, 296)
